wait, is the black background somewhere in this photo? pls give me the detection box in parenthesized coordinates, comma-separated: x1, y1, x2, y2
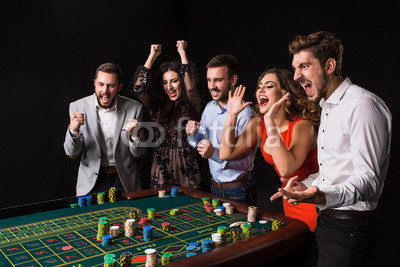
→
(1, 0, 398, 265)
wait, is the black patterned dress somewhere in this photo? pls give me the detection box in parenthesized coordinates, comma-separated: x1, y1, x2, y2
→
(133, 63, 202, 188)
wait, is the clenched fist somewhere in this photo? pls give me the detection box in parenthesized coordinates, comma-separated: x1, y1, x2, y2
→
(197, 139, 215, 159)
(176, 40, 188, 54)
(124, 119, 140, 137)
(150, 44, 162, 59)
(186, 120, 200, 136)
(69, 112, 84, 133)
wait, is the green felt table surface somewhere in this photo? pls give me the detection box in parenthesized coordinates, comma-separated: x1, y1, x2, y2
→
(0, 194, 272, 267)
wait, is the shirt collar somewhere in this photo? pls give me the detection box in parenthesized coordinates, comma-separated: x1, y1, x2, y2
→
(94, 93, 118, 111)
(212, 100, 227, 113)
(320, 77, 352, 107)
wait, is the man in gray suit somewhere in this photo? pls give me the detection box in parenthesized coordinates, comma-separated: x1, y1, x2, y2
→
(64, 62, 145, 196)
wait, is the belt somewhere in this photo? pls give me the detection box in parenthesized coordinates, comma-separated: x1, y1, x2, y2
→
(318, 208, 369, 220)
(100, 166, 117, 174)
(212, 174, 248, 189)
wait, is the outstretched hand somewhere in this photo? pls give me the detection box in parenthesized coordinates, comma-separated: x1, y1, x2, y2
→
(270, 176, 325, 206)
(228, 85, 252, 115)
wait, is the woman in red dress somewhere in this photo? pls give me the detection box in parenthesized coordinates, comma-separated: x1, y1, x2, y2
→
(220, 68, 320, 231)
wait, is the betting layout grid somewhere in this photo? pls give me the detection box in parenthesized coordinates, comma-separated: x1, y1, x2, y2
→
(0, 197, 272, 267)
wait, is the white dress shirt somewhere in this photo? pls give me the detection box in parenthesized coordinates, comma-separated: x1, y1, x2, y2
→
(95, 95, 118, 166)
(303, 78, 392, 211)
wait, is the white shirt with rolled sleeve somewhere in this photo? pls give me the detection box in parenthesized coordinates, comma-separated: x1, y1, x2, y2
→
(302, 78, 392, 211)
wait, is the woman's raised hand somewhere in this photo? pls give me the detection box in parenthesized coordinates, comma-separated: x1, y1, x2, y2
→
(228, 85, 252, 115)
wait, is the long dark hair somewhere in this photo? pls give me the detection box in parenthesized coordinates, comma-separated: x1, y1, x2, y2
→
(153, 61, 192, 130)
(254, 68, 321, 126)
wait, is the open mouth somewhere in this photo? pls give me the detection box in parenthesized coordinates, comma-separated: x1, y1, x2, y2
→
(168, 90, 177, 98)
(100, 94, 111, 105)
(258, 95, 269, 106)
(300, 82, 312, 96)
(210, 89, 220, 98)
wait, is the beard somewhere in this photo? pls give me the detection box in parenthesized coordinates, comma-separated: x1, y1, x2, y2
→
(96, 93, 116, 109)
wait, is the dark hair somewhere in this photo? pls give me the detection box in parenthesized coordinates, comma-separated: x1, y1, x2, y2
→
(154, 61, 192, 129)
(289, 31, 344, 76)
(206, 54, 239, 78)
(255, 68, 321, 126)
(95, 62, 122, 83)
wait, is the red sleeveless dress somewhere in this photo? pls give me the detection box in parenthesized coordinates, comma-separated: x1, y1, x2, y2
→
(260, 116, 318, 231)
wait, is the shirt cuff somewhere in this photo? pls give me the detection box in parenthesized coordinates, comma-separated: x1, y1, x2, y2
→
(313, 181, 340, 210)
(210, 147, 223, 163)
(69, 129, 80, 138)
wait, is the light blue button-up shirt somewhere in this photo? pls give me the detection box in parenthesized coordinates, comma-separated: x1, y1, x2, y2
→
(188, 100, 256, 182)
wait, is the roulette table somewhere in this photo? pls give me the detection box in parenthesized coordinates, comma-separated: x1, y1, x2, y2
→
(0, 186, 309, 266)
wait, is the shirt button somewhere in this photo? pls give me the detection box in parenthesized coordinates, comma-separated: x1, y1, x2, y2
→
(321, 147, 324, 150)
(326, 113, 328, 116)
(320, 163, 322, 166)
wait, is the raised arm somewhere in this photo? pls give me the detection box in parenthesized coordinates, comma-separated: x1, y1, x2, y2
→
(220, 85, 259, 160)
(263, 93, 316, 177)
(133, 44, 162, 107)
(177, 40, 201, 116)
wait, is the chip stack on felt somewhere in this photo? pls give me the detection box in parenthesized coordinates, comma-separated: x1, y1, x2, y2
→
(120, 252, 133, 267)
(125, 219, 135, 237)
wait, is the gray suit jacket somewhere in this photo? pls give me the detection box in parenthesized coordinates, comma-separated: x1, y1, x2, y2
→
(64, 94, 145, 196)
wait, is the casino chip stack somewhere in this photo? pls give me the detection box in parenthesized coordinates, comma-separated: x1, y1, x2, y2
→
(230, 227, 241, 243)
(171, 187, 179, 197)
(223, 203, 234, 214)
(86, 195, 93, 205)
(201, 239, 214, 252)
(202, 197, 211, 204)
(120, 252, 133, 267)
(162, 222, 171, 231)
(143, 225, 154, 241)
(104, 253, 117, 267)
(272, 218, 282, 231)
(211, 233, 223, 248)
(185, 242, 201, 257)
(125, 219, 135, 237)
(241, 224, 252, 239)
(78, 196, 86, 207)
(147, 208, 156, 220)
(169, 208, 179, 215)
(102, 234, 113, 246)
(145, 248, 158, 267)
(217, 226, 227, 246)
(161, 252, 173, 265)
(204, 203, 214, 213)
(104, 256, 116, 267)
(247, 206, 257, 222)
(110, 225, 120, 237)
(97, 221, 108, 241)
(212, 199, 220, 209)
(130, 209, 139, 220)
(97, 192, 106, 204)
(158, 190, 166, 198)
(108, 187, 117, 203)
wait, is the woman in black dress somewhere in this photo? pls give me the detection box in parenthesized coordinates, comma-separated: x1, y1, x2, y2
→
(133, 41, 202, 188)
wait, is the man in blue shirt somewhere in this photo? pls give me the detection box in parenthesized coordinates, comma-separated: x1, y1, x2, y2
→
(186, 54, 257, 204)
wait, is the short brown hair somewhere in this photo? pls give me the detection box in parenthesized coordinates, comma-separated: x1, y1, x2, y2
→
(95, 62, 122, 83)
(289, 31, 344, 76)
(206, 54, 239, 78)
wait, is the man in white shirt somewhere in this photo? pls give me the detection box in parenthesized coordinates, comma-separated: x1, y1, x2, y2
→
(271, 31, 392, 266)
(64, 63, 145, 196)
